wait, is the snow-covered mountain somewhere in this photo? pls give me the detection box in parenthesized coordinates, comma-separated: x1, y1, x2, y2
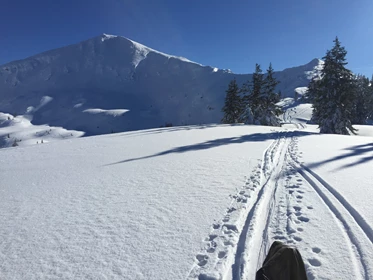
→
(0, 34, 322, 135)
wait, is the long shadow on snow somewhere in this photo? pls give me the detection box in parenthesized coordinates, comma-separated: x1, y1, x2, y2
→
(105, 130, 315, 166)
(113, 123, 240, 138)
(305, 142, 373, 171)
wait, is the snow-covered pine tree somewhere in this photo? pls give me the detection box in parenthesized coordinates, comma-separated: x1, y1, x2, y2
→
(351, 74, 371, 124)
(241, 63, 281, 126)
(369, 76, 373, 120)
(309, 37, 356, 135)
(221, 78, 242, 124)
(304, 77, 319, 103)
(240, 64, 265, 125)
(259, 63, 282, 126)
(305, 77, 322, 124)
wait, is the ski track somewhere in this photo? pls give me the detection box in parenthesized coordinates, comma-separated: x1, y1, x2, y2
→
(188, 107, 373, 280)
(289, 136, 373, 279)
(237, 133, 290, 280)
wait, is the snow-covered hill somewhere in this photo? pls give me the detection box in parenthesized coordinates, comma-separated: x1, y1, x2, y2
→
(0, 112, 84, 148)
(0, 34, 322, 135)
(1, 107, 373, 279)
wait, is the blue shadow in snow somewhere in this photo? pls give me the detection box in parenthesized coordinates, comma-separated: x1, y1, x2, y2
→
(305, 142, 373, 171)
(105, 130, 315, 166)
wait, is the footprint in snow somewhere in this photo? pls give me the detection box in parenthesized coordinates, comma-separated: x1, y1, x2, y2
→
(196, 254, 208, 266)
(297, 190, 305, 194)
(288, 185, 299, 189)
(298, 216, 310, 223)
(223, 240, 234, 246)
(307, 206, 314, 210)
(212, 224, 220, 229)
(296, 195, 303, 199)
(218, 251, 227, 259)
(208, 234, 217, 241)
(207, 247, 215, 253)
(293, 206, 301, 211)
(297, 227, 304, 232)
(273, 235, 287, 241)
(293, 236, 302, 242)
(312, 247, 321, 254)
(308, 258, 322, 267)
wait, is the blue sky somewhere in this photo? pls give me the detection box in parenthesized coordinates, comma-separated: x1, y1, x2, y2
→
(1, 0, 373, 76)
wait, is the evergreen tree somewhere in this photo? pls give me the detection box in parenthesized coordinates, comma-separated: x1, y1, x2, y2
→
(260, 63, 282, 126)
(241, 64, 265, 125)
(241, 63, 281, 126)
(304, 77, 322, 124)
(367, 76, 373, 120)
(308, 37, 356, 134)
(351, 75, 371, 124)
(221, 78, 242, 124)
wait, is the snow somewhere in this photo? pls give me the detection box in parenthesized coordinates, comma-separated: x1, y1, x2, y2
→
(294, 86, 308, 96)
(128, 37, 201, 67)
(25, 96, 53, 114)
(101, 33, 118, 41)
(2, 104, 373, 279)
(0, 124, 278, 279)
(298, 132, 373, 228)
(1, 33, 372, 279)
(305, 59, 324, 79)
(0, 33, 321, 135)
(0, 112, 84, 148)
(82, 108, 129, 117)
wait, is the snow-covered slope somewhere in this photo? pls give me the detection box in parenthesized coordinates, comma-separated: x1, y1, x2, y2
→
(1, 121, 373, 279)
(0, 112, 84, 148)
(0, 34, 322, 135)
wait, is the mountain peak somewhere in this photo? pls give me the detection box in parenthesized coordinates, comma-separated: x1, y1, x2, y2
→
(100, 33, 118, 41)
(0, 34, 324, 136)
(95, 33, 202, 66)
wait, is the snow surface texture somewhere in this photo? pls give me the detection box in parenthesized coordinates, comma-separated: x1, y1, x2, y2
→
(1, 103, 373, 279)
(0, 33, 322, 135)
(0, 124, 277, 279)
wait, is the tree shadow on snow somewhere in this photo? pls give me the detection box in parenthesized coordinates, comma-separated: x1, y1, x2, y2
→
(105, 130, 315, 166)
(113, 123, 237, 138)
(305, 142, 373, 171)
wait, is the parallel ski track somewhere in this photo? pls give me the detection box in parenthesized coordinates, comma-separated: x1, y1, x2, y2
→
(289, 135, 373, 280)
(232, 132, 290, 280)
(188, 124, 372, 280)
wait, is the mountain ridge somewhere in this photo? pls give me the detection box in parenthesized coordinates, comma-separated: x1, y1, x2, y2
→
(0, 34, 322, 135)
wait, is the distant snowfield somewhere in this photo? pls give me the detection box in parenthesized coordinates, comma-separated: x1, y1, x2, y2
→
(0, 112, 84, 148)
(1, 104, 373, 280)
(82, 108, 129, 117)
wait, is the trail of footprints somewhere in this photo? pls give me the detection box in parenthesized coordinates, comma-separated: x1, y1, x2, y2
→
(287, 137, 323, 270)
(270, 142, 323, 273)
(192, 162, 262, 270)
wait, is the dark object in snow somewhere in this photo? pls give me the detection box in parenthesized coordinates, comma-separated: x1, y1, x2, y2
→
(12, 139, 18, 147)
(255, 241, 308, 280)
